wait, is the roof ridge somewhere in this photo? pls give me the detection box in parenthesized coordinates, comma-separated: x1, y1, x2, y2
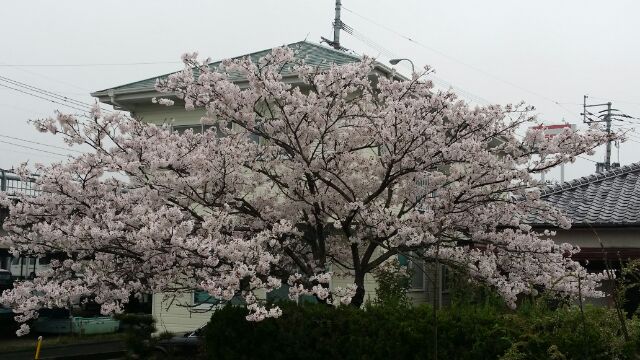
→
(541, 161, 640, 197)
(91, 41, 367, 96)
(297, 40, 363, 62)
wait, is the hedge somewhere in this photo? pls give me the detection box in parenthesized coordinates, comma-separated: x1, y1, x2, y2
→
(203, 301, 640, 360)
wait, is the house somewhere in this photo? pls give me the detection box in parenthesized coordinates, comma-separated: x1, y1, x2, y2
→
(92, 40, 445, 333)
(532, 162, 640, 309)
(0, 169, 50, 279)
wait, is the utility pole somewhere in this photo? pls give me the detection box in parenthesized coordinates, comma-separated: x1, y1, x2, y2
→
(333, 0, 342, 50)
(604, 102, 612, 171)
(322, 0, 346, 51)
(582, 95, 622, 173)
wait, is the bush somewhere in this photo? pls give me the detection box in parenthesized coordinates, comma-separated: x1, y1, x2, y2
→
(115, 313, 156, 359)
(203, 300, 640, 360)
(508, 301, 638, 359)
(372, 258, 412, 309)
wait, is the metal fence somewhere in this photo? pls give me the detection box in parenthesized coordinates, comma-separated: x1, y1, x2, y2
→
(0, 169, 38, 197)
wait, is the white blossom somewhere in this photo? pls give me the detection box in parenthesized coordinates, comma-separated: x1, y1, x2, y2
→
(0, 46, 614, 334)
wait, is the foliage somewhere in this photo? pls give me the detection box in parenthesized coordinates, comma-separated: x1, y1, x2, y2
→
(0, 45, 613, 333)
(204, 300, 640, 360)
(372, 258, 411, 308)
(115, 313, 156, 359)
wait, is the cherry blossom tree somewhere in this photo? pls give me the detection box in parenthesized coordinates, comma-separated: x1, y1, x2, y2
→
(0, 46, 614, 335)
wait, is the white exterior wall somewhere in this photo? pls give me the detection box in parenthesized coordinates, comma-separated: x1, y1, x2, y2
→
(329, 265, 378, 305)
(133, 104, 207, 126)
(152, 293, 212, 334)
(153, 289, 268, 334)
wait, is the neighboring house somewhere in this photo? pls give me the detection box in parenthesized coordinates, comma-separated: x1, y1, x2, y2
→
(0, 169, 50, 279)
(93, 40, 445, 333)
(532, 162, 640, 309)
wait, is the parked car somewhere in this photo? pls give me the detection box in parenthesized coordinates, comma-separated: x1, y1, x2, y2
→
(151, 327, 204, 359)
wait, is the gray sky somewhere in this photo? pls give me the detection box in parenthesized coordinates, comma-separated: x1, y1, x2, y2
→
(1, 0, 638, 181)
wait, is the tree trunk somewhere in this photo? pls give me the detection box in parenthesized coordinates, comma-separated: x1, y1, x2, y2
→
(350, 273, 366, 307)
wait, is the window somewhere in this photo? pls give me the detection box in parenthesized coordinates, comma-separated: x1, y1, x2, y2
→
(172, 124, 215, 135)
(38, 257, 50, 266)
(10, 257, 20, 266)
(194, 291, 247, 306)
(173, 122, 264, 143)
(440, 265, 451, 294)
(399, 254, 426, 291)
(266, 285, 290, 303)
(409, 257, 425, 291)
(193, 291, 219, 305)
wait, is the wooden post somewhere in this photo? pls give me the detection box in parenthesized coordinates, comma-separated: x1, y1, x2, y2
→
(34, 336, 43, 359)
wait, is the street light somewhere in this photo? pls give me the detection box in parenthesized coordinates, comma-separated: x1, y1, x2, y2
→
(389, 58, 415, 74)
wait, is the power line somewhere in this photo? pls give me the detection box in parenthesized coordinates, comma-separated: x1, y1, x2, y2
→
(342, 6, 578, 117)
(0, 76, 115, 115)
(588, 96, 640, 107)
(0, 146, 61, 160)
(0, 139, 70, 157)
(2, 63, 90, 93)
(0, 82, 92, 114)
(0, 75, 105, 111)
(0, 61, 181, 68)
(0, 134, 84, 154)
(577, 155, 598, 164)
(340, 21, 492, 104)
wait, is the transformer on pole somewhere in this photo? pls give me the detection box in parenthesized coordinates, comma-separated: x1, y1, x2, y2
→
(581, 95, 624, 174)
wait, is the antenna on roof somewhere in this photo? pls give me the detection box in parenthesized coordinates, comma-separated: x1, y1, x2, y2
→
(321, 0, 348, 51)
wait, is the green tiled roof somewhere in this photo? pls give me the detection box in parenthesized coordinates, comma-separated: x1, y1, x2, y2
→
(92, 41, 391, 97)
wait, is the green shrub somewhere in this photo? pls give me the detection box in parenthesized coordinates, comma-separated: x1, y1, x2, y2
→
(372, 258, 411, 309)
(509, 301, 637, 359)
(115, 313, 156, 359)
(203, 300, 640, 360)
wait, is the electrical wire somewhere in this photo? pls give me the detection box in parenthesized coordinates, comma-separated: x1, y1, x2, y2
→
(0, 61, 181, 67)
(342, 6, 580, 117)
(0, 146, 61, 160)
(0, 139, 70, 157)
(0, 75, 109, 112)
(0, 134, 84, 154)
(587, 96, 640, 107)
(340, 21, 492, 104)
(0, 76, 117, 116)
(1, 60, 90, 93)
(0, 82, 92, 114)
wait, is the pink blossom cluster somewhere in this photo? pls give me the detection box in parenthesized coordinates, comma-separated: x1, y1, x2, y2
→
(0, 46, 615, 334)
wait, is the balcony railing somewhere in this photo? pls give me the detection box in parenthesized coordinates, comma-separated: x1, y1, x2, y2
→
(0, 169, 38, 197)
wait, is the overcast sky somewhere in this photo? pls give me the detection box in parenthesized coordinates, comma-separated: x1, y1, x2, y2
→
(1, 0, 638, 181)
